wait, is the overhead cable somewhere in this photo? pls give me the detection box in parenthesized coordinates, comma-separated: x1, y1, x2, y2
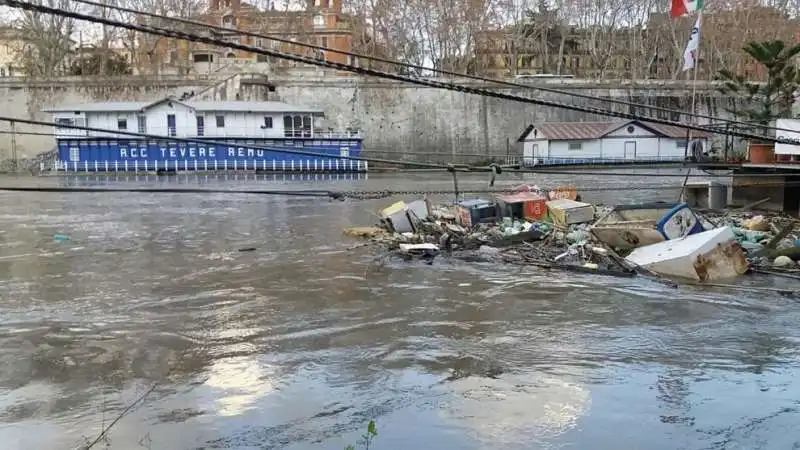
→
(6, 0, 798, 147)
(3, 180, 800, 199)
(72, 0, 798, 135)
(7, 116, 786, 178)
(0, 115, 453, 170)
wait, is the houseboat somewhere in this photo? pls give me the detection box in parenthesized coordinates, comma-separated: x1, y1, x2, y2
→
(517, 120, 710, 166)
(43, 97, 366, 172)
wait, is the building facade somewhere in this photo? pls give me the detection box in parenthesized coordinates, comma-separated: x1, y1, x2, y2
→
(518, 120, 710, 165)
(43, 97, 365, 172)
(138, 0, 373, 75)
(474, 6, 799, 80)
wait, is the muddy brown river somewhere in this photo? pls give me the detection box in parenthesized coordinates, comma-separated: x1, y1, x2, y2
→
(0, 169, 799, 450)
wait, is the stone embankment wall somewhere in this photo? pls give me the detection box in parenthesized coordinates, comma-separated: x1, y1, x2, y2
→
(271, 76, 733, 162)
(0, 73, 731, 168)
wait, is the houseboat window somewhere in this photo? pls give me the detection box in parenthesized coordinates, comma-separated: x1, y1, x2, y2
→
(69, 147, 80, 161)
(117, 118, 128, 130)
(56, 118, 74, 126)
(216, 115, 225, 128)
(263, 117, 273, 128)
(676, 140, 688, 148)
(197, 116, 205, 136)
(567, 142, 582, 151)
(283, 114, 312, 137)
(137, 115, 147, 133)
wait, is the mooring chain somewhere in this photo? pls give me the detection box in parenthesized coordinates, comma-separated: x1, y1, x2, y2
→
(333, 188, 521, 201)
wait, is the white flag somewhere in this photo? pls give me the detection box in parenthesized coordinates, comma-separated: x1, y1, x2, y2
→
(683, 15, 702, 71)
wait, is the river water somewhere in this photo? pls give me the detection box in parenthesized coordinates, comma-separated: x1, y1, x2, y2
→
(0, 169, 799, 450)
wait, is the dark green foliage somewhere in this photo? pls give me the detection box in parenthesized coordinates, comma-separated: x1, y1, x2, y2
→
(716, 40, 800, 136)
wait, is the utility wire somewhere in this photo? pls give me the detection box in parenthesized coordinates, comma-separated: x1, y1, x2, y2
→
(73, 0, 798, 136)
(0, 126, 751, 172)
(7, 0, 798, 148)
(9, 116, 785, 178)
(0, 127, 749, 166)
(3, 179, 800, 198)
(0, 186, 337, 196)
(1, 115, 456, 170)
(0, 127, 756, 176)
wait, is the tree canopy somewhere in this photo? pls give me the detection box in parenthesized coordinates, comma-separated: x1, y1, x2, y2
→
(716, 40, 800, 134)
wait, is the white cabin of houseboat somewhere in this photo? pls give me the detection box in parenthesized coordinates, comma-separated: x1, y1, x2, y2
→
(42, 97, 360, 140)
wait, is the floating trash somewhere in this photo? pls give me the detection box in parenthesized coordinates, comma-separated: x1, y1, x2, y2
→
(53, 233, 70, 243)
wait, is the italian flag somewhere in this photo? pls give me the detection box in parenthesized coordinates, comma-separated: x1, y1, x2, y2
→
(671, 0, 703, 17)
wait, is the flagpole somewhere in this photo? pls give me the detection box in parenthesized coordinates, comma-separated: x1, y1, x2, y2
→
(689, 11, 702, 131)
(679, 11, 702, 202)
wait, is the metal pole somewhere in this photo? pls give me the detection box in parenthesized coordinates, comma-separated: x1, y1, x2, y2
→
(10, 120, 17, 173)
(679, 11, 702, 202)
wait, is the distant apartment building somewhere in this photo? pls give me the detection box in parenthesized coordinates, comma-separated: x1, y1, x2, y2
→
(474, 6, 798, 80)
(474, 27, 638, 79)
(138, 0, 379, 75)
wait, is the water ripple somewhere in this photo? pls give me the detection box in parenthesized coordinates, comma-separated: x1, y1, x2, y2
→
(0, 172, 798, 450)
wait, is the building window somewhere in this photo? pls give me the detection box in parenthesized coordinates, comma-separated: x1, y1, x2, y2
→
(117, 118, 127, 130)
(263, 116, 273, 128)
(319, 36, 328, 48)
(222, 14, 235, 27)
(193, 53, 213, 63)
(567, 142, 582, 151)
(313, 15, 324, 28)
(216, 115, 225, 128)
(137, 115, 147, 133)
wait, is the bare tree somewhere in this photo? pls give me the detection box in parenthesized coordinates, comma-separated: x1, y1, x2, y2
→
(568, 0, 628, 78)
(12, 0, 81, 77)
(345, 0, 428, 73)
(115, 0, 204, 74)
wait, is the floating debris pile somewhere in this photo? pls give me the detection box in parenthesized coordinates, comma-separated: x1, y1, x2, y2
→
(703, 211, 800, 270)
(343, 185, 800, 284)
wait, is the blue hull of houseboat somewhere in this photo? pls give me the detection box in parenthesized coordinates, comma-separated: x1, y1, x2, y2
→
(55, 137, 366, 172)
